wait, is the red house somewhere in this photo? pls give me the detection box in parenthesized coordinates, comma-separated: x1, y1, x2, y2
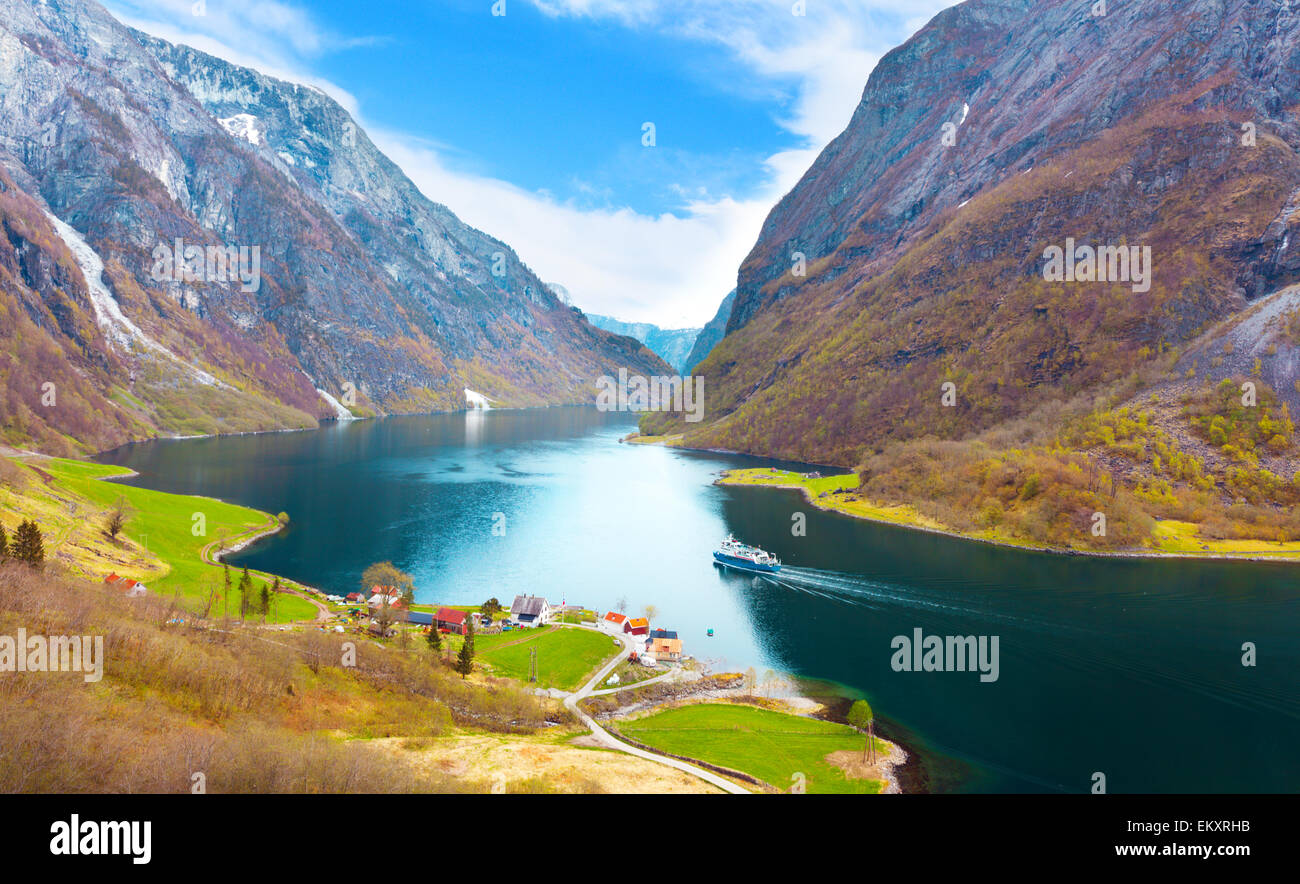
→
(436, 607, 467, 635)
(104, 573, 146, 597)
(345, 592, 365, 603)
(624, 617, 650, 636)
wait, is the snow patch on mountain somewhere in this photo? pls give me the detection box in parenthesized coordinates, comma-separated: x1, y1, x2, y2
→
(465, 388, 492, 409)
(45, 210, 225, 388)
(219, 113, 261, 145)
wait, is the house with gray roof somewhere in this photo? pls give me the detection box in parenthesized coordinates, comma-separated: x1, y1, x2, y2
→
(509, 594, 552, 628)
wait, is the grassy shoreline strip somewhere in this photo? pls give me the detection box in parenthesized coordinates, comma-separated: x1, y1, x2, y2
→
(717, 467, 1300, 563)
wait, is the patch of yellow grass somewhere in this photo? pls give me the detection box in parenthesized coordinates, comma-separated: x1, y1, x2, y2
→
(388, 731, 720, 794)
(718, 468, 950, 532)
(0, 457, 167, 582)
(1151, 520, 1300, 558)
(624, 433, 685, 446)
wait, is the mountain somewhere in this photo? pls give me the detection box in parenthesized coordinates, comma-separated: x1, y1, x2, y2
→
(0, 0, 667, 455)
(682, 290, 735, 374)
(644, 0, 1300, 548)
(585, 314, 700, 374)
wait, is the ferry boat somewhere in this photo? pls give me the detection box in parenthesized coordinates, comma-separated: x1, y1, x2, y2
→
(712, 535, 781, 573)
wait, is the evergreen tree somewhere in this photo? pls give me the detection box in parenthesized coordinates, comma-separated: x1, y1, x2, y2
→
(223, 563, 232, 618)
(238, 567, 252, 619)
(259, 583, 271, 619)
(455, 617, 475, 678)
(0, 523, 8, 561)
(426, 620, 442, 654)
(14, 520, 44, 568)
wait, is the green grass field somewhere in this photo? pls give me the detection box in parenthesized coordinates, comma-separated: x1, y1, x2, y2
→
(24, 457, 317, 622)
(465, 626, 619, 690)
(619, 703, 887, 794)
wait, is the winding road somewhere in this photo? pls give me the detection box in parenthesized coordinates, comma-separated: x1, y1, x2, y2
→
(559, 625, 749, 795)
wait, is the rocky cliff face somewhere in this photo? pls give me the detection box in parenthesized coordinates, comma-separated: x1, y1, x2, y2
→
(654, 0, 1300, 467)
(0, 0, 666, 454)
(682, 290, 735, 374)
(585, 314, 700, 374)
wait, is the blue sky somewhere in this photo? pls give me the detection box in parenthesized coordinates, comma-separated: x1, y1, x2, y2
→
(106, 0, 951, 326)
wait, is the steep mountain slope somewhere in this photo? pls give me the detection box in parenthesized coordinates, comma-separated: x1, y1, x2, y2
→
(645, 0, 1300, 549)
(651, 0, 1300, 458)
(0, 0, 666, 455)
(682, 289, 735, 374)
(585, 313, 700, 374)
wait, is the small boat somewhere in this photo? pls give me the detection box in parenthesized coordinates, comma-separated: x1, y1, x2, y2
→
(712, 534, 781, 573)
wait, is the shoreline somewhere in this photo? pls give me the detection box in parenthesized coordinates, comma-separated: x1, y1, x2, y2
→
(585, 674, 913, 793)
(92, 402, 599, 458)
(627, 433, 1300, 564)
(716, 466, 1300, 566)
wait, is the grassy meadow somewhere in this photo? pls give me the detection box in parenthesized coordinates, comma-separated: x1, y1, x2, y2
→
(439, 625, 620, 691)
(619, 703, 888, 794)
(0, 454, 317, 622)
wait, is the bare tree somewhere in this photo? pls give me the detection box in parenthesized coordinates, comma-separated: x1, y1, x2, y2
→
(105, 496, 134, 540)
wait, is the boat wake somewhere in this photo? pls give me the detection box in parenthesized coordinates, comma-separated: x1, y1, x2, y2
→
(749, 565, 1300, 721)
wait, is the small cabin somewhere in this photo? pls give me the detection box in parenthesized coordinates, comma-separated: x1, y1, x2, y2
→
(601, 611, 629, 634)
(104, 573, 147, 598)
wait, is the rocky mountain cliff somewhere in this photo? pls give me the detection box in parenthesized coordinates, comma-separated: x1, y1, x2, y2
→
(649, 0, 1300, 468)
(0, 0, 666, 455)
(682, 289, 735, 374)
(585, 313, 700, 374)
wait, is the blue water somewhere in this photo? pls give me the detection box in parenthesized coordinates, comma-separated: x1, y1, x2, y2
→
(97, 407, 1300, 793)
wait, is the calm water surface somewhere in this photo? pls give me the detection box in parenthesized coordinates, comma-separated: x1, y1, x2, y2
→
(97, 407, 1300, 793)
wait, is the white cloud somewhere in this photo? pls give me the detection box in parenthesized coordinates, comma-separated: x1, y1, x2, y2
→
(108, 0, 954, 326)
(375, 130, 765, 327)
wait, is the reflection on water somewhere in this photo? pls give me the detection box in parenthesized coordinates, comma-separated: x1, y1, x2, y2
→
(97, 407, 1300, 794)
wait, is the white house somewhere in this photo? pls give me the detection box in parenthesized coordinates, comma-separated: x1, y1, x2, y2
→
(600, 611, 628, 634)
(509, 594, 551, 627)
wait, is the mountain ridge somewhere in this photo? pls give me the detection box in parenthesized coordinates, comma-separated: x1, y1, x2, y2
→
(0, 0, 667, 455)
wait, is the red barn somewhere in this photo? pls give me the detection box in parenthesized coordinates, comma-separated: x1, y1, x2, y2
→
(624, 617, 650, 636)
(436, 607, 467, 635)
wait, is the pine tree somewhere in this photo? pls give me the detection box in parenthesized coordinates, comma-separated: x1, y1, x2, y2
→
(455, 617, 475, 678)
(223, 563, 232, 618)
(238, 567, 252, 619)
(14, 520, 44, 568)
(426, 621, 442, 654)
(0, 523, 8, 561)
(259, 583, 271, 619)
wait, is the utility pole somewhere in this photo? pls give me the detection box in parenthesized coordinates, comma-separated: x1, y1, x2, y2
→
(529, 647, 537, 682)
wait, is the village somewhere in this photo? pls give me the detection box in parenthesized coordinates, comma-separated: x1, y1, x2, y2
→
(326, 587, 685, 679)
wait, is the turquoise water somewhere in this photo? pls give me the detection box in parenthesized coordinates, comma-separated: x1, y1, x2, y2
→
(97, 407, 1300, 793)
